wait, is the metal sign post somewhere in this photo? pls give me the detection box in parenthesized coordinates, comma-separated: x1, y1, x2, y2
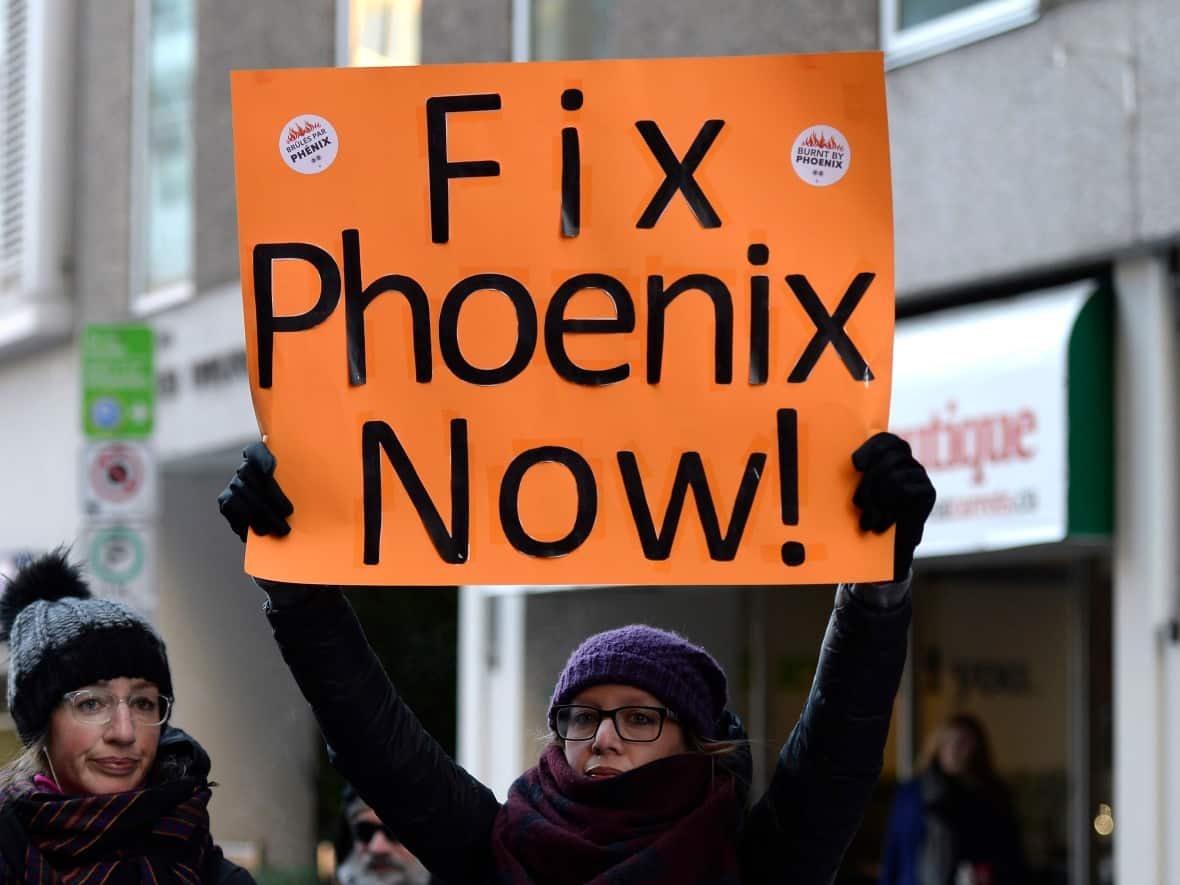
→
(80, 325, 158, 622)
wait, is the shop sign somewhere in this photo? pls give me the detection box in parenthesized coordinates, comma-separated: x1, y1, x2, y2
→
(892, 281, 1112, 557)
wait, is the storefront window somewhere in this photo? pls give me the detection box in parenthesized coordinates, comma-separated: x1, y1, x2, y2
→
(881, 0, 1038, 68)
(341, 0, 420, 67)
(139, 0, 194, 299)
(894, 567, 1112, 884)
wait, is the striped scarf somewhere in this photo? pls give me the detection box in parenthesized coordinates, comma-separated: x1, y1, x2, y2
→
(0, 777, 215, 884)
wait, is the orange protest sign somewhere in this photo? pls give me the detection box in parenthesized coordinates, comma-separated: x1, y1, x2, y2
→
(230, 52, 895, 586)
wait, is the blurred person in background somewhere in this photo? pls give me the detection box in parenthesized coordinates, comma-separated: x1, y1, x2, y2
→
(334, 784, 433, 885)
(218, 432, 935, 884)
(0, 551, 253, 884)
(880, 712, 1025, 885)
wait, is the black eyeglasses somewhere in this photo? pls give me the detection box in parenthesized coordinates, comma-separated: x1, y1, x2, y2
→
(352, 821, 396, 845)
(552, 705, 677, 742)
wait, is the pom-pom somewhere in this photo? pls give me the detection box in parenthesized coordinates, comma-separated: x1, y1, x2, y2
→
(0, 549, 90, 642)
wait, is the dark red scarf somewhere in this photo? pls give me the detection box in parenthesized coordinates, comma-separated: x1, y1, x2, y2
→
(491, 744, 742, 884)
(0, 778, 215, 884)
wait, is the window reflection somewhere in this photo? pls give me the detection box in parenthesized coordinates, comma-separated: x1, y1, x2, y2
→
(899, 0, 986, 29)
(143, 0, 194, 292)
(347, 0, 420, 67)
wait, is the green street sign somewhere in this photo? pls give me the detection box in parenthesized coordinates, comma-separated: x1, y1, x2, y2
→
(81, 325, 155, 438)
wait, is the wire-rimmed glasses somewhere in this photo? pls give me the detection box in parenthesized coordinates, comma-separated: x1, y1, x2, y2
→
(61, 688, 172, 727)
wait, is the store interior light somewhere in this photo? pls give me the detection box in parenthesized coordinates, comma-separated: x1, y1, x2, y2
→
(1093, 802, 1115, 837)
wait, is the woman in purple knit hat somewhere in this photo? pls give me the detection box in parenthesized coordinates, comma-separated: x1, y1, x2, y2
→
(219, 432, 935, 884)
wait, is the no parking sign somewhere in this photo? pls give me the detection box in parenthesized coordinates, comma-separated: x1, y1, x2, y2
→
(80, 441, 158, 519)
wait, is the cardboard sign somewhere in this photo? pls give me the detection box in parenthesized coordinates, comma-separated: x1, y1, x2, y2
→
(230, 53, 895, 586)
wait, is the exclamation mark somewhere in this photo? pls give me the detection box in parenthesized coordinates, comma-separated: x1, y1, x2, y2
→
(778, 408, 806, 566)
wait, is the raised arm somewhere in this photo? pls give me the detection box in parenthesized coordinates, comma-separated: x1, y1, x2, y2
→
(218, 444, 501, 882)
(740, 433, 935, 885)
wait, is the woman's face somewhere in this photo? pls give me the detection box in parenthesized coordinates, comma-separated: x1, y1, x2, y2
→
(937, 724, 979, 776)
(561, 683, 686, 778)
(45, 677, 163, 795)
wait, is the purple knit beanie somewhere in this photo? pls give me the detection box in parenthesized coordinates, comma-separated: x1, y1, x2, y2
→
(547, 624, 728, 739)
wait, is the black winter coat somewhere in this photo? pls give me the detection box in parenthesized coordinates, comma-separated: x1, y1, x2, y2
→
(156, 729, 256, 885)
(266, 584, 910, 884)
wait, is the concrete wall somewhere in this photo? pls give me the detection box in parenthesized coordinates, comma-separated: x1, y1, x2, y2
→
(888, 0, 1180, 298)
(422, 0, 874, 66)
(75, 0, 1180, 314)
(1111, 255, 1178, 885)
(422, 0, 513, 63)
(156, 469, 317, 868)
(73, 0, 135, 319)
(415, 0, 1180, 299)
(194, 0, 335, 293)
(612, 0, 875, 58)
(0, 345, 80, 552)
(70, 0, 341, 313)
(1134, 0, 1180, 243)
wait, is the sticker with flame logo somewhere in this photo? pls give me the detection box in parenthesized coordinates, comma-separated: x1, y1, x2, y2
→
(791, 125, 850, 187)
(279, 114, 339, 175)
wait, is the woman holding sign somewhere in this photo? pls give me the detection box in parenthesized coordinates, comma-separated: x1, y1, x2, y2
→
(219, 431, 933, 884)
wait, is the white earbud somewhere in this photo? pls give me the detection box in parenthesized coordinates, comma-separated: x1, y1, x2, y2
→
(41, 746, 61, 788)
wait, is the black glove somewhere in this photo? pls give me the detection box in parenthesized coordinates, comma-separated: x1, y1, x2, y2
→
(852, 432, 936, 582)
(217, 442, 294, 542)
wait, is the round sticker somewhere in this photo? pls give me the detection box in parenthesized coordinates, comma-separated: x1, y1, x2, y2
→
(791, 125, 851, 187)
(279, 114, 339, 174)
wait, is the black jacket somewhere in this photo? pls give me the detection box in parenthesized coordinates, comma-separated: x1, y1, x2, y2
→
(267, 584, 910, 884)
(156, 729, 257, 885)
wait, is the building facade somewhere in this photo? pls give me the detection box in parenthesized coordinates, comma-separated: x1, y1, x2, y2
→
(0, 0, 337, 872)
(448, 3, 1179, 885)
